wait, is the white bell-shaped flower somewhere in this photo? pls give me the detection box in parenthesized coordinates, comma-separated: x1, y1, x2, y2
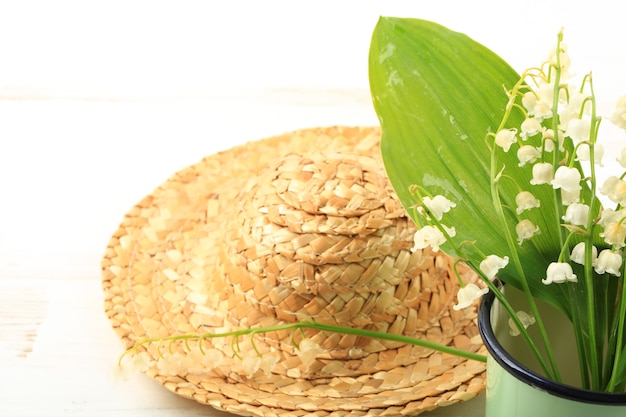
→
(552, 166, 582, 193)
(517, 145, 542, 167)
(561, 188, 581, 206)
(570, 242, 598, 265)
(594, 250, 622, 276)
(508, 311, 536, 336)
(562, 203, 590, 226)
(530, 162, 553, 185)
(495, 128, 518, 152)
(598, 208, 626, 227)
(411, 225, 455, 252)
(576, 143, 604, 166)
(520, 118, 543, 140)
(617, 147, 626, 168)
(610, 95, 626, 131)
(515, 191, 541, 214)
(600, 176, 620, 197)
(542, 262, 577, 284)
(421, 195, 456, 220)
(516, 219, 540, 245)
(565, 118, 591, 143)
(521, 91, 537, 113)
(479, 254, 510, 279)
(297, 338, 324, 370)
(542, 129, 564, 153)
(452, 283, 489, 311)
(532, 101, 553, 121)
(600, 222, 626, 249)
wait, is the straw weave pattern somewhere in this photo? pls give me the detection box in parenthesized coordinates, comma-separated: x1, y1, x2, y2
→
(102, 126, 486, 416)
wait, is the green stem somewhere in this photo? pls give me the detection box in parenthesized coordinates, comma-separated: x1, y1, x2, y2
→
(490, 144, 560, 381)
(583, 75, 601, 390)
(568, 282, 591, 388)
(606, 265, 626, 391)
(120, 320, 488, 365)
(305, 321, 487, 362)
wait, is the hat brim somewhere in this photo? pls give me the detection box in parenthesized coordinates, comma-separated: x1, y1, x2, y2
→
(102, 126, 486, 416)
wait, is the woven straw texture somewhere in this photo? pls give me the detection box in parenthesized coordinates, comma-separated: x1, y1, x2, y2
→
(102, 126, 487, 416)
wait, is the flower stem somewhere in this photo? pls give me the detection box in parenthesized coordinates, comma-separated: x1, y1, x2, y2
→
(120, 320, 488, 365)
(582, 75, 601, 390)
(490, 141, 561, 381)
(606, 262, 626, 391)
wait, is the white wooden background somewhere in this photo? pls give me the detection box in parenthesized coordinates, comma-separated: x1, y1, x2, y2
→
(1, 1, 623, 416)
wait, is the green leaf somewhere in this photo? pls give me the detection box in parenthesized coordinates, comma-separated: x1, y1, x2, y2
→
(369, 17, 570, 313)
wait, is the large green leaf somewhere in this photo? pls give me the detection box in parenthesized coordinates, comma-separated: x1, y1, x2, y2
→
(369, 17, 570, 313)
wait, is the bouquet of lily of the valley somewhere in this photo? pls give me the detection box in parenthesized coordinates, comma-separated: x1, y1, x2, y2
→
(369, 17, 626, 392)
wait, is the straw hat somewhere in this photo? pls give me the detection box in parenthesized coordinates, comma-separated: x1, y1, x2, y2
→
(102, 126, 486, 416)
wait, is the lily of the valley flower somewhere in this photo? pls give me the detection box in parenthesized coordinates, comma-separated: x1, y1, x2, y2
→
(570, 242, 598, 265)
(421, 195, 456, 220)
(549, 42, 572, 77)
(515, 191, 541, 214)
(517, 145, 541, 167)
(516, 219, 540, 245)
(600, 222, 626, 249)
(297, 338, 324, 370)
(495, 128, 518, 152)
(576, 143, 604, 166)
(599, 208, 626, 227)
(479, 254, 509, 279)
(562, 203, 590, 226)
(520, 118, 543, 140)
(552, 166, 582, 193)
(508, 311, 536, 336)
(530, 162, 553, 185)
(452, 283, 489, 311)
(610, 95, 626, 131)
(411, 225, 456, 252)
(561, 188, 581, 205)
(542, 262, 577, 284)
(565, 118, 590, 143)
(617, 147, 626, 168)
(594, 250, 623, 276)
(542, 128, 564, 153)
(600, 176, 626, 205)
(522, 91, 552, 121)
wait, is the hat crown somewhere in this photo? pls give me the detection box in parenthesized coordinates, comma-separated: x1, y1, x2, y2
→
(254, 152, 406, 233)
(218, 152, 460, 355)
